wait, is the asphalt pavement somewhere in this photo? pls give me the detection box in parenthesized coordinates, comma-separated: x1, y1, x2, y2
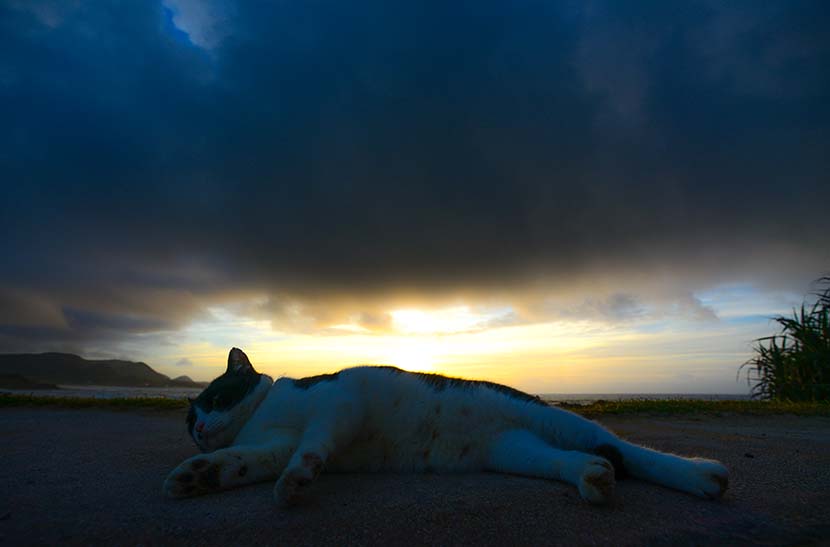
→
(1, 407, 829, 546)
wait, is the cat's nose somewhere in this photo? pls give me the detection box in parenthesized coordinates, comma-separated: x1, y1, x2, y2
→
(195, 422, 205, 433)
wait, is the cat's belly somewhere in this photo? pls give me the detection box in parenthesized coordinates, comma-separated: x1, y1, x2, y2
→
(327, 431, 486, 473)
(327, 409, 515, 472)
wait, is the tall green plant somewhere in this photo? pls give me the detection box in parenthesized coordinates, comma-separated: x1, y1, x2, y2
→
(740, 277, 830, 401)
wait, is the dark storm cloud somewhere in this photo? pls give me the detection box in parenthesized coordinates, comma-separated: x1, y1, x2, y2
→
(1, 0, 828, 349)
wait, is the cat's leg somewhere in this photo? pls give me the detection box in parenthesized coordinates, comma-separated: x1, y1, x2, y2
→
(486, 429, 616, 504)
(604, 438, 728, 500)
(164, 437, 297, 498)
(273, 398, 363, 506)
(528, 405, 728, 500)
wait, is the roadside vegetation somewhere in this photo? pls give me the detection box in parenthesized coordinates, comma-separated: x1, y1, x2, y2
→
(559, 398, 830, 417)
(3, 392, 829, 416)
(0, 393, 187, 410)
(740, 276, 830, 401)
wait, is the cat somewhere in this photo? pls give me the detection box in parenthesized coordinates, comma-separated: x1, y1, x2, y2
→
(164, 347, 728, 506)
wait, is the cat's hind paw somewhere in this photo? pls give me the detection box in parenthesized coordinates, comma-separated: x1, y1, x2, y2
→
(578, 458, 615, 505)
(163, 457, 223, 498)
(686, 458, 729, 500)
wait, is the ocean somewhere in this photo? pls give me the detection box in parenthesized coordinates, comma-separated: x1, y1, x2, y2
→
(1, 385, 750, 404)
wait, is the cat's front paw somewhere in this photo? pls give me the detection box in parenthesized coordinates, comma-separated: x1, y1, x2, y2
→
(273, 452, 323, 506)
(578, 458, 615, 504)
(686, 458, 729, 500)
(164, 457, 223, 498)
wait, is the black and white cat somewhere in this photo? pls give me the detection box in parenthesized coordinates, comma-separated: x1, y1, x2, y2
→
(164, 348, 728, 505)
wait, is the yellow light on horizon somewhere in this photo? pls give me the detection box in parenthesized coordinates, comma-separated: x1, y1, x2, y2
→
(164, 303, 678, 393)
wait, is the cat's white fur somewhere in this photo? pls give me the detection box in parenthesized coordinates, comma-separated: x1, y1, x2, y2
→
(165, 351, 728, 505)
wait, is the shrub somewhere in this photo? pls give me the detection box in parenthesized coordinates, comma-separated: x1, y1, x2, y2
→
(740, 276, 830, 400)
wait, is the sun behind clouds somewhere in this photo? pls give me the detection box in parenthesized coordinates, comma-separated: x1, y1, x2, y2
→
(380, 338, 439, 373)
(390, 306, 489, 335)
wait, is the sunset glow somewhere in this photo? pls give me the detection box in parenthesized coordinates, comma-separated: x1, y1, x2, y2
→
(142, 284, 806, 394)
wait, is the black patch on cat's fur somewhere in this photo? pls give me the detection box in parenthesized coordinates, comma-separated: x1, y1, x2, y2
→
(593, 444, 628, 479)
(188, 359, 262, 440)
(293, 372, 341, 389)
(379, 366, 548, 407)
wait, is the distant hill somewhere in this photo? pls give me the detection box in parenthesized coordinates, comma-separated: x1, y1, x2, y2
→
(172, 375, 195, 384)
(0, 353, 207, 388)
(0, 373, 58, 390)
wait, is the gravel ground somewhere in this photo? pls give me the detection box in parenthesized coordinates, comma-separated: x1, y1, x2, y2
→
(1, 407, 829, 546)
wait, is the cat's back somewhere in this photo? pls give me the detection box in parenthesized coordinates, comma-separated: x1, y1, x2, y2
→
(321, 366, 549, 471)
(254, 366, 547, 430)
(342, 365, 544, 415)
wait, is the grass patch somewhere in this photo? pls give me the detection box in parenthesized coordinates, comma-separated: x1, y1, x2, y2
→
(558, 398, 830, 417)
(2, 392, 829, 416)
(0, 393, 188, 410)
(740, 275, 830, 401)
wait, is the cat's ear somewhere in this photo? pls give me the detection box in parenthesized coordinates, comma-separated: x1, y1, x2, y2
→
(227, 347, 256, 374)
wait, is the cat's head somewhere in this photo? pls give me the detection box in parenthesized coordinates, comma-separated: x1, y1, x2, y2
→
(186, 347, 272, 452)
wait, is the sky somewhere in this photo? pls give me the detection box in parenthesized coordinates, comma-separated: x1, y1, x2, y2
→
(1, 1, 828, 393)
